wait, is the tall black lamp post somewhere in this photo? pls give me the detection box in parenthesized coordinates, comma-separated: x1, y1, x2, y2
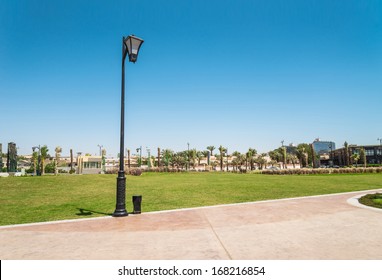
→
(113, 35, 144, 217)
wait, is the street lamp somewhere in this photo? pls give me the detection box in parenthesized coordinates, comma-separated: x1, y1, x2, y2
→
(146, 147, 151, 169)
(97, 144, 103, 156)
(136, 146, 142, 167)
(113, 35, 144, 218)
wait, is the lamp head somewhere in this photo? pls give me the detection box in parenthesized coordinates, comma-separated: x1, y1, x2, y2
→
(124, 35, 144, 63)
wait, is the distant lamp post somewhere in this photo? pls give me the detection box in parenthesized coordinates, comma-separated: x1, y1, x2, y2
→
(378, 138, 382, 145)
(136, 146, 142, 167)
(97, 144, 103, 156)
(113, 35, 144, 218)
(146, 147, 151, 169)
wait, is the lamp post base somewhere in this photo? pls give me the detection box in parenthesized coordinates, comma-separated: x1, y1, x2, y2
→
(112, 208, 128, 217)
(112, 172, 129, 217)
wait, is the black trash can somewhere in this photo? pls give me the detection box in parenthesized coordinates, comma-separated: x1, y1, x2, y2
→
(132, 195, 142, 214)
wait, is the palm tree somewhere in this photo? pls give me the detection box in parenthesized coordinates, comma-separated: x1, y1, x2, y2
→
(296, 145, 307, 168)
(225, 150, 230, 171)
(231, 151, 241, 171)
(281, 146, 287, 169)
(40, 145, 49, 175)
(157, 147, 161, 167)
(32, 151, 38, 175)
(238, 154, 246, 171)
(206, 146, 215, 164)
(201, 150, 209, 160)
(255, 153, 267, 170)
(70, 149, 74, 173)
(54, 146, 62, 176)
(287, 153, 298, 169)
(268, 149, 282, 163)
(351, 153, 360, 167)
(344, 141, 350, 166)
(127, 149, 131, 169)
(189, 149, 197, 169)
(161, 149, 173, 167)
(196, 150, 204, 166)
(246, 148, 257, 170)
(359, 147, 367, 168)
(218, 145, 226, 171)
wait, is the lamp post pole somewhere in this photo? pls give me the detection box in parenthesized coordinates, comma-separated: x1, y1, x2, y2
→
(146, 147, 151, 170)
(113, 35, 144, 217)
(97, 144, 103, 156)
(136, 146, 142, 167)
(378, 138, 382, 164)
(113, 36, 128, 217)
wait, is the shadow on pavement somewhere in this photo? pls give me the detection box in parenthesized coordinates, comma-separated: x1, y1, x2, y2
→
(75, 208, 113, 216)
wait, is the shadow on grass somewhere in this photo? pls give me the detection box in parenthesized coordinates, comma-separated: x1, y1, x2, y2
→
(76, 208, 113, 216)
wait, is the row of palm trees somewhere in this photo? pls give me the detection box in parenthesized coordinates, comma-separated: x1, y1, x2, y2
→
(151, 142, 327, 171)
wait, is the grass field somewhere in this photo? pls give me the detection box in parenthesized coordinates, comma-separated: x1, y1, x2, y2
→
(1, 172, 382, 226)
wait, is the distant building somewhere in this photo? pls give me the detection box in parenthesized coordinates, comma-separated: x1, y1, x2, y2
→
(311, 138, 336, 167)
(312, 138, 336, 155)
(333, 145, 382, 166)
(76, 155, 102, 174)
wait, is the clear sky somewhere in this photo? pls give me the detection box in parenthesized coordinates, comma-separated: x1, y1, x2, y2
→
(1, 0, 381, 157)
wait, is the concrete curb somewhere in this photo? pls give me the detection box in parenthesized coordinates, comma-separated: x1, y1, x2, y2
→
(347, 191, 382, 213)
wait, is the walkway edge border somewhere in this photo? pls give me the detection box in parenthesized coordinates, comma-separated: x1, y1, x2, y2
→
(144, 188, 382, 215)
(347, 192, 382, 213)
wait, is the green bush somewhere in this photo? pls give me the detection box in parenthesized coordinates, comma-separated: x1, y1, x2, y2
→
(129, 169, 142, 176)
(44, 163, 56, 174)
(359, 193, 382, 209)
(261, 167, 382, 175)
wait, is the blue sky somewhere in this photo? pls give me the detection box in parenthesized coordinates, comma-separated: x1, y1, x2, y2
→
(1, 0, 381, 157)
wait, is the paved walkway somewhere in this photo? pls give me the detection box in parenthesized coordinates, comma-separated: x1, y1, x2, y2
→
(1, 189, 381, 260)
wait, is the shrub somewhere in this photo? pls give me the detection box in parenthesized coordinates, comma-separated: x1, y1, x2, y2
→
(359, 193, 382, 209)
(129, 169, 142, 176)
(260, 167, 382, 175)
(105, 169, 118, 174)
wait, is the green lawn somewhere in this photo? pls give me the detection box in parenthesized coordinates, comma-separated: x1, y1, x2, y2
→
(1, 172, 381, 226)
